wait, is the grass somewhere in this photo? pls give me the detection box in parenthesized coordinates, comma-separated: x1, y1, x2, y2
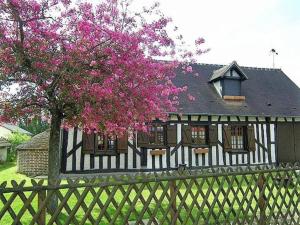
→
(0, 162, 32, 184)
(0, 162, 298, 224)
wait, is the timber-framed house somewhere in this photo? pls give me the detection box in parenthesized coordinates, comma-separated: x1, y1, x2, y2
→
(60, 61, 300, 174)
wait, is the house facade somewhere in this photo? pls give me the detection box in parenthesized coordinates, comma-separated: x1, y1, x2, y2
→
(0, 123, 31, 163)
(60, 62, 300, 174)
(0, 138, 11, 163)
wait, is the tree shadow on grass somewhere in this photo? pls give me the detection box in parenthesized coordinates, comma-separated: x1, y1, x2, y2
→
(0, 162, 16, 172)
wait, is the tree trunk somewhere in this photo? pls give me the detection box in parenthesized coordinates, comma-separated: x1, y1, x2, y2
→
(47, 112, 62, 214)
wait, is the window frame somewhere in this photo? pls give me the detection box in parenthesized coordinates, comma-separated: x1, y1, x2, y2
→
(230, 125, 248, 153)
(95, 135, 118, 156)
(148, 124, 166, 147)
(222, 78, 242, 96)
(191, 125, 209, 147)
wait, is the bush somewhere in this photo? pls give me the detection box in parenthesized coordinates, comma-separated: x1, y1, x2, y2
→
(7, 133, 31, 162)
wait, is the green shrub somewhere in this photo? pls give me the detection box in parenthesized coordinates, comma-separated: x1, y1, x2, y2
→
(7, 133, 31, 162)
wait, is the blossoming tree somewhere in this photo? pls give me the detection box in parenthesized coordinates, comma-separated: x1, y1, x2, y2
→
(0, 0, 205, 182)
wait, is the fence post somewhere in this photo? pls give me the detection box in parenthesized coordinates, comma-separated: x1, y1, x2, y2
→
(38, 190, 46, 225)
(170, 180, 177, 225)
(258, 173, 266, 225)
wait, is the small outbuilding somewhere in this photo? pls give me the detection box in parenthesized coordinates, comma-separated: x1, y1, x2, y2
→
(17, 130, 49, 176)
(0, 123, 32, 139)
(0, 138, 11, 163)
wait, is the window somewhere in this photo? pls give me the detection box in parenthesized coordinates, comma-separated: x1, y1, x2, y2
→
(82, 132, 128, 155)
(223, 79, 241, 96)
(97, 135, 105, 150)
(182, 125, 213, 147)
(224, 125, 256, 152)
(191, 126, 207, 145)
(149, 125, 165, 145)
(231, 126, 245, 150)
(96, 135, 117, 154)
(138, 124, 176, 148)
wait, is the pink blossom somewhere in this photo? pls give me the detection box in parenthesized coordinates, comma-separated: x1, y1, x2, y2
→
(195, 37, 205, 45)
(188, 94, 196, 101)
(0, 0, 206, 137)
(32, 2, 41, 12)
(186, 66, 193, 73)
(78, 21, 92, 34)
(90, 61, 97, 66)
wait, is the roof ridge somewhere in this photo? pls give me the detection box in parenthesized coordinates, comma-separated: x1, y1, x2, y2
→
(240, 66, 281, 71)
(193, 62, 281, 71)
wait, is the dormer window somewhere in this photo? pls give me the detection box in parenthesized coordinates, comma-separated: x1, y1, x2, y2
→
(209, 61, 248, 101)
(223, 75, 241, 96)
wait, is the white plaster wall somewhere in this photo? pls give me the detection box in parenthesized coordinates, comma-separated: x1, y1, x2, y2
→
(231, 70, 240, 77)
(0, 127, 12, 139)
(0, 147, 8, 162)
(66, 128, 74, 171)
(213, 81, 222, 96)
(76, 129, 83, 170)
(63, 117, 278, 172)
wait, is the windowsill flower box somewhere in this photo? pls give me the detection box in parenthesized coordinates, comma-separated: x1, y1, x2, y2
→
(150, 149, 166, 156)
(193, 148, 209, 154)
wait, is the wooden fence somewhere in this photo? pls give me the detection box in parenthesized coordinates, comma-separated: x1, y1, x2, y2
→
(0, 164, 300, 225)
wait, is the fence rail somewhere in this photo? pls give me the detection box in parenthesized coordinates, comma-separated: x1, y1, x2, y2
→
(0, 164, 300, 225)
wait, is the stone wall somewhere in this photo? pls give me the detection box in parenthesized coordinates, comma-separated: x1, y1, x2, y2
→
(17, 149, 48, 176)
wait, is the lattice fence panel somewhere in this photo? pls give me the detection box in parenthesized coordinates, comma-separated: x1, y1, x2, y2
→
(0, 164, 299, 225)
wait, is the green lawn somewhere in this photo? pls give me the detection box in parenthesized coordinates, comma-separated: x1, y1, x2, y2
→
(0, 163, 298, 224)
(0, 162, 32, 184)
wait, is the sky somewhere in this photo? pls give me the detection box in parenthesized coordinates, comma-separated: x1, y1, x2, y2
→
(131, 0, 300, 87)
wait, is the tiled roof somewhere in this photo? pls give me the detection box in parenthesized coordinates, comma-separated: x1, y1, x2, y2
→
(17, 130, 49, 150)
(171, 63, 300, 117)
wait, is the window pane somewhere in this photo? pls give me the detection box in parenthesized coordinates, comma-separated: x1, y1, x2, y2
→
(156, 126, 164, 144)
(98, 135, 116, 151)
(98, 135, 105, 150)
(191, 126, 206, 144)
(108, 136, 116, 150)
(231, 126, 244, 149)
(157, 126, 164, 132)
(149, 126, 156, 144)
(149, 125, 164, 145)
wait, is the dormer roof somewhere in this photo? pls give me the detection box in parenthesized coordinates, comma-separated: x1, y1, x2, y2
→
(209, 61, 248, 82)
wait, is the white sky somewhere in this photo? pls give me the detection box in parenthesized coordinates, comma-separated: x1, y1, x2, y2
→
(131, 0, 300, 87)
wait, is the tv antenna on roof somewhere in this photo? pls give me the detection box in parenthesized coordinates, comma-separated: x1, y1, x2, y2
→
(270, 49, 278, 68)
